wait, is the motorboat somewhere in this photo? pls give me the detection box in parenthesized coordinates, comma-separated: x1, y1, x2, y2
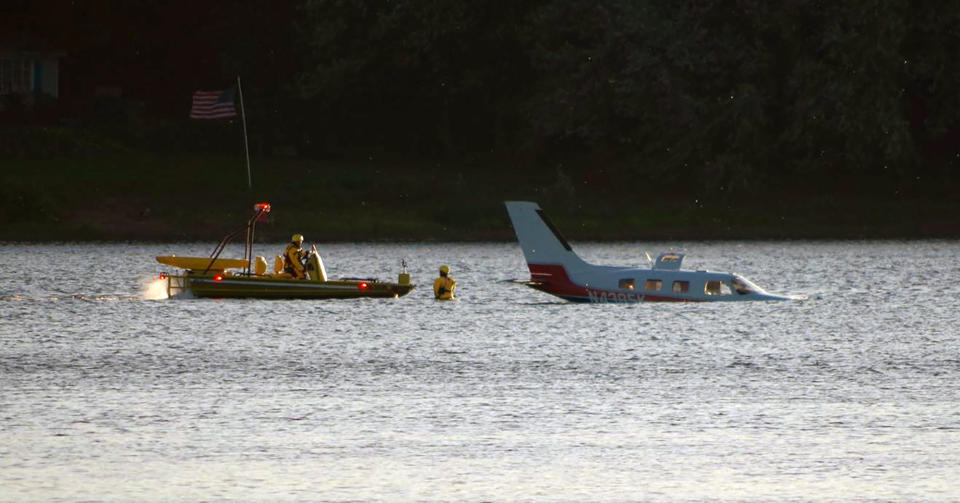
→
(504, 201, 799, 302)
(155, 203, 414, 299)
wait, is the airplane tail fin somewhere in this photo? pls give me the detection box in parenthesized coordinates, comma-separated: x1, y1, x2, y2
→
(504, 201, 589, 273)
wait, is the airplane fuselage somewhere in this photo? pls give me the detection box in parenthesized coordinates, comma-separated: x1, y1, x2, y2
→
(528, 263, 790, 303)
(505, 201, 797, 303)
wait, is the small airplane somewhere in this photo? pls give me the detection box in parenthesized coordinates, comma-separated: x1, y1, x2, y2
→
(504, 201, 799, 302)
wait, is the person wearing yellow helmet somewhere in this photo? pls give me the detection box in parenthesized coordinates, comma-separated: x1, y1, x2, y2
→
(283, 234, 309, 279)
(433, 264, 456, 300)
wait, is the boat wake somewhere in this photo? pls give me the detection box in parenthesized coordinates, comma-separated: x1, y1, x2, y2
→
(0, 294, 146, 302)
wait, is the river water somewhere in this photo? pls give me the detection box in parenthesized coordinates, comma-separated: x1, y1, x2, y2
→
(1, 240, 958, 502)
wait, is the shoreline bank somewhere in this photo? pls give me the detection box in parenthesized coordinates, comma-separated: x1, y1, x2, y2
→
(3, 155, 958, 242)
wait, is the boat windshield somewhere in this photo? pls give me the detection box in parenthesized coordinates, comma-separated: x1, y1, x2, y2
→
(731, 274, 765, 295)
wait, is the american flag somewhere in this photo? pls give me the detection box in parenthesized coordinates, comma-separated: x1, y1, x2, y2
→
(189, 86, 237, 120)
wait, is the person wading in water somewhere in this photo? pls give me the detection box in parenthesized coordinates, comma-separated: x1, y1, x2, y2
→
(433, 264, 456, 300)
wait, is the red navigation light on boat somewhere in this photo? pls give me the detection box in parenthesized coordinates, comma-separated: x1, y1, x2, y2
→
(254, 202, 271, 223)
(359, 282, 369, 290)
(214, 274, 223, 282)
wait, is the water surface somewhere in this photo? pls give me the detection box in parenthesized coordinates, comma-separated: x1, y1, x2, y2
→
(1, 241, 958, 502)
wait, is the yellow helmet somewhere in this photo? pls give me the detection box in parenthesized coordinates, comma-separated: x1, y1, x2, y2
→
(291, 234, 304, 244)
(439, 265, 450, 274)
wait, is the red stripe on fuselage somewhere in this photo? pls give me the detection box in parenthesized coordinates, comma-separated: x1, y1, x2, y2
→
(528, 264, 590, 298)
(527, 263, 696, 302)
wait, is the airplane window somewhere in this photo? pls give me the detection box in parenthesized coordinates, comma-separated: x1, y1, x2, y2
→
(705, 280, 731, 295)
(618, 278, 635, 290)
(672, 281, 689, 293)
(644, 279, 662, 291)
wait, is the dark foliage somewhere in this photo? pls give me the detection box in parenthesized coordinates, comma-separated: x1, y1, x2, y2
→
(292, 0, 959, 195)
(3, 0, 959, 197)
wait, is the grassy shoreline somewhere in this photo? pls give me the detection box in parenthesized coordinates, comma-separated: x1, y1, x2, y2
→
(2, 154, 958, 242)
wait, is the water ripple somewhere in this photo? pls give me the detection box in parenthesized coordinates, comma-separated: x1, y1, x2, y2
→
(1, 241, 959, 502)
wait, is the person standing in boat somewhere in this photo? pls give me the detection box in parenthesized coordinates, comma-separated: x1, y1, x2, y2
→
(434, 265, 456, 300)
(283, 234, 309, 279)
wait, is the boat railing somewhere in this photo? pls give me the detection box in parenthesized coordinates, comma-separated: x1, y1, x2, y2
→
(204, 204, 270, 276)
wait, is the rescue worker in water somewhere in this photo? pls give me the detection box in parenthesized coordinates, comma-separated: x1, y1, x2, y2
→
(283, 234, 309, 279)
(433, 265, 456, 300)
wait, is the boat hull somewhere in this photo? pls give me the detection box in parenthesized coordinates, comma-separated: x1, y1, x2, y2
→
(166, 274, 414, 299)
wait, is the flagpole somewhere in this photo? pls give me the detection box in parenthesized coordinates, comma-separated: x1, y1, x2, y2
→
(237, 75, 252, 190)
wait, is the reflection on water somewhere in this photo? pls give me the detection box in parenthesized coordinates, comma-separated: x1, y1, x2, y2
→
(1, 241, 959, 502)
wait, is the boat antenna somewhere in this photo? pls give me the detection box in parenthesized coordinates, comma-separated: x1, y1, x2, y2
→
(237, 75, 252, 191)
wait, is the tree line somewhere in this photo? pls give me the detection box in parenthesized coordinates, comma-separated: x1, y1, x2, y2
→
(289, 0, 958, 193)
(8, 0, 960, 195)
